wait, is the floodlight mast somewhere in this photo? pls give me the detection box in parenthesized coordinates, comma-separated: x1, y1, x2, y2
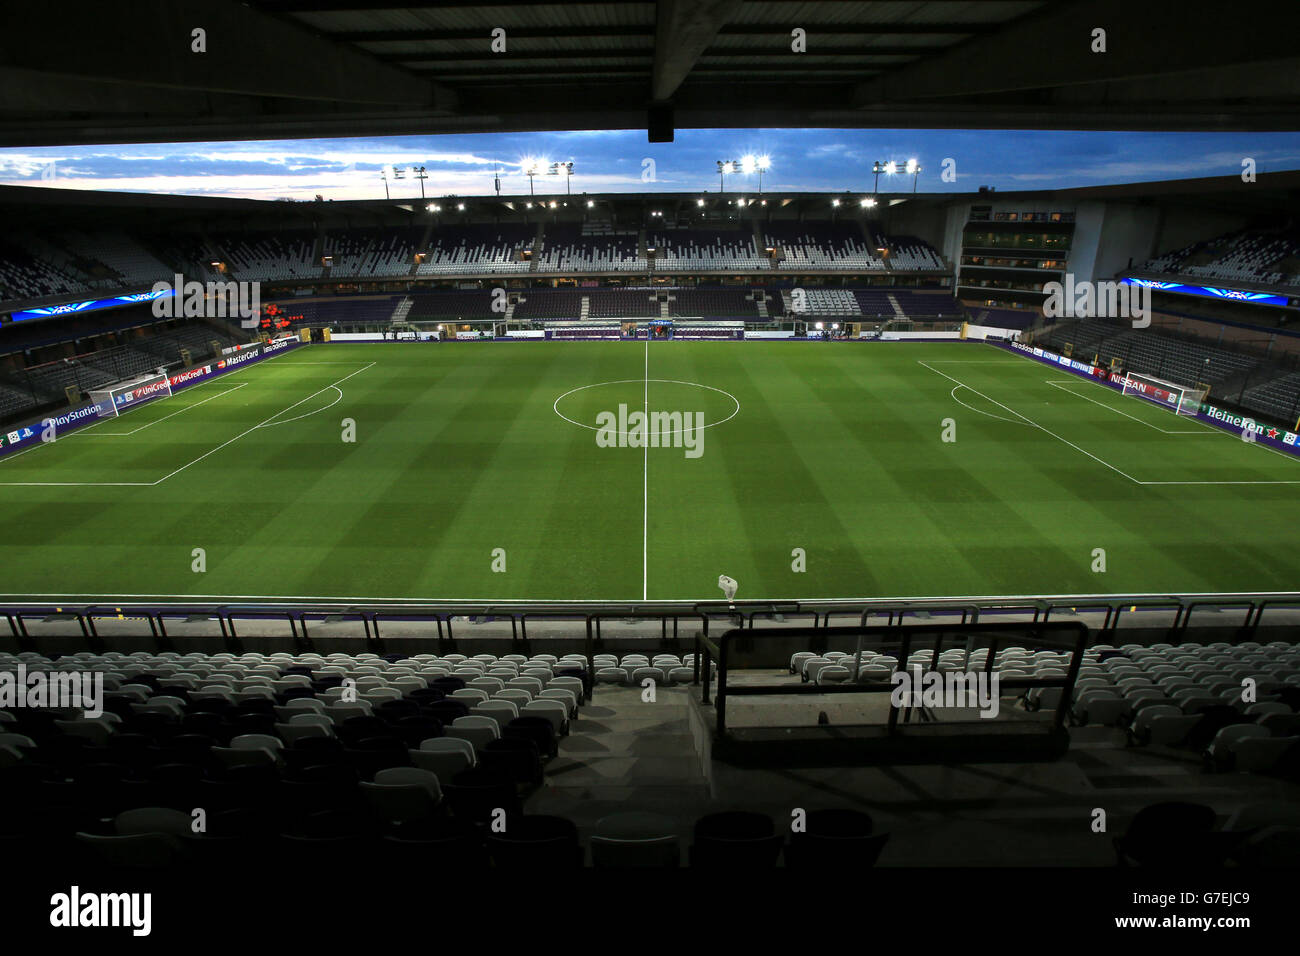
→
(549, 161, 574, 194)
(523, 159, 543, 195)
(720, 156, 771, 194)
(716, 160, 735, 193)
(873, 158, 920, 193)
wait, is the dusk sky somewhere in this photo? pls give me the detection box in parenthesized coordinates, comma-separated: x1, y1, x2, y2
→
(0, 128, 1295, 201)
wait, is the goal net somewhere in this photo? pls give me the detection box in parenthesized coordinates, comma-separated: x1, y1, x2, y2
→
(89, 372, 173, 419)
(1120, 371, 1207, 417)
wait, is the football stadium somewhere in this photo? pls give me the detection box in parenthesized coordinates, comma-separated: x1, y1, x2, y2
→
(1, 0, 1299, 932)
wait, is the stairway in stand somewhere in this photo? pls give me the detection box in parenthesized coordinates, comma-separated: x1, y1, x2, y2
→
(525, 684, 712, 839)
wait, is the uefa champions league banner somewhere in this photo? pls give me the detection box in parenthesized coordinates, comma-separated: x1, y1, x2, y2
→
(0, 336, 304, 458)
(998, 340, 1300, 456)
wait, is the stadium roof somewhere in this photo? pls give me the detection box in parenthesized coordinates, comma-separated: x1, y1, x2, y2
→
(3, 1, 1300, 147)
(4, 171, 1300, 227)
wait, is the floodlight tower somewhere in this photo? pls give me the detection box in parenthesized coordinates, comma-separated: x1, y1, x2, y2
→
(549, 161, 574, 194)
(741, 154, 772, 193)
(523, 159, 543, 195)
(873, 159, 920, 193)
(872, 160, 898, 193)
(716, 160, 735, 193)
(413, 165, 428, 198)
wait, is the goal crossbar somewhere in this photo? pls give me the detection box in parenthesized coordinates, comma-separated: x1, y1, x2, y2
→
(1121, 371, 1207, 417)
(90, 372, 173, 419)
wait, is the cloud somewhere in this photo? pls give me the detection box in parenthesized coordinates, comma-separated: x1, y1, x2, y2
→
(0, 129, 1296, 199)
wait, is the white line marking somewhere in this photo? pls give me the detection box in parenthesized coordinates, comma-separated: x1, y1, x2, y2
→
(948, 385, 1025, 425)
(0, 361, 372, 487)
(93, 383, 247, 436)
(0, 343, 316, 480)
(642, 335, 649, 602)
(993, 345, 1300, 476)
(149, 363, 373, 486)
(0, 374, 252, 466)
(919, 361, 1144, 484)
(256, 385, 343, 428)
(1040, 370, 1300, 468)
(0, 480, 155, 487)
(962, 350, 1300, 485)
(1139, 479, 1300, 485)
(552, 379, 740, 434)
(0, 443, 42, 464)
(1043, 380, 1207, 434)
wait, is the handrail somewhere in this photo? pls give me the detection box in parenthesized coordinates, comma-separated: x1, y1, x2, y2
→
(707, 622, 1090, 739)
(4, 593, 1297, 655)
(3, 591, 1298, 615)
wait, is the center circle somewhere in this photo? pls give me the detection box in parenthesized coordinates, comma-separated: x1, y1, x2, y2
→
(553, 379, 740, 436)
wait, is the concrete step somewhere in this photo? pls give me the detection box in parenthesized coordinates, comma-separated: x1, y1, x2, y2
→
(561, 732, 695, 757)
(544, 754, 705, 786)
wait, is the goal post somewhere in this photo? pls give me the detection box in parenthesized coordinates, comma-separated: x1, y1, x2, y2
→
(89, 372, 173, 419)
(1120, 371, 1207, 417)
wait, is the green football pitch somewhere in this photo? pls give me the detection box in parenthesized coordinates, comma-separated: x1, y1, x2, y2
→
(3, 340, 1299, 603)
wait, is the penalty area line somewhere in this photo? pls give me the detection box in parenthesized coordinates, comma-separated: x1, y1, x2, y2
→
(92, 383, 249, 437)
(1043, 380, 1207, 435)
(149, 362, 374, 486)
(918, 360, 1144, 484)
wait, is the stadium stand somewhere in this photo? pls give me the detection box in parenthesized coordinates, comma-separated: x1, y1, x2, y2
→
(56, 231, 173, 287)
(322, 228, 419, 278)
(764, 221, 883, 271)
(0, 379, 37, 419)
(649, 227, 768, 271)
(268, 295, 407, 328)
(1041, 318, 1263, 387)
(883, 235, 947, 271)
(1140, 228, 1300, 288)
(405, 290, 497, 322)
(667, 288, 760, 319)
(215, 231, 320, 282)
(534, 223, 646, 273)
(1239, 371, 1300, 425)
(0, 238, 88, 300)
(416, 225, 533, 275)
(0, 308, 240, 423)
(782, 288, 861, 317)
(587, 288, 659, 318)
(854, 288, 961, 319)
(1, 640, 1295, 874)
(512, 289, 586, 321)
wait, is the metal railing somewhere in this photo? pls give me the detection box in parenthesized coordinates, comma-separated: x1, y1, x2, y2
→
(3, 592, 1296, 645)
(693, 621, 1090, 740)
